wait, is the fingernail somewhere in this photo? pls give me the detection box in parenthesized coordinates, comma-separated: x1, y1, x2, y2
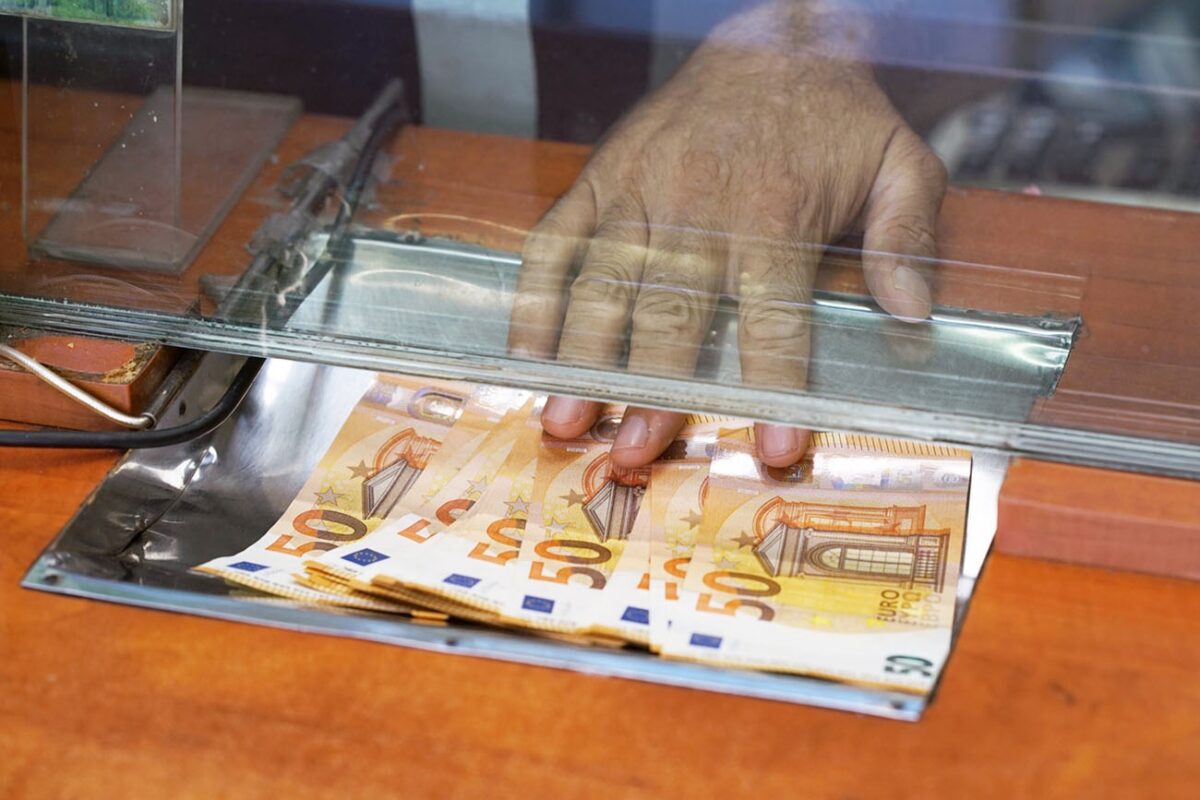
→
(613, 415, 650, 452)
(759, 425, 799, 458)
(890, 265, 932, 322)
(544, 397, 588, 427)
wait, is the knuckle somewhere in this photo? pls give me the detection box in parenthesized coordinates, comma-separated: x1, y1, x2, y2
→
(633, 285, 709, 339)
(738, 293, 811, 353)
(739, 250, 817, 293)
(680, 146, 731, 186)
(536, 206, 577, 237)
(880, 214, 937, 255)
(579, 240, 643, 286)
(754, 174, 817, 235)
(915, 149, 949, 193)
(568, 273, 633, 323)
(530, 213, 568, 239)
(643, 256, 710, 291)
(580, 205, 648, 281)
(600, 188, 645, 223)
(897, 134, 949, 192)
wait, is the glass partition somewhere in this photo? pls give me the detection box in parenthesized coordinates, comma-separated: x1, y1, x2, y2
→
(1, 0, 1198, 477)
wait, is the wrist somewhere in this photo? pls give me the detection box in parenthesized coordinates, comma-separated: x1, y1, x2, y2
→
(683, 1, 879, 92)
(702, 1, 877, 61)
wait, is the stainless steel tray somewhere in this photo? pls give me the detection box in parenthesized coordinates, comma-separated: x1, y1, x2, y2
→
(22, 354, 1008, 721)
(288, 234, 1076, 423)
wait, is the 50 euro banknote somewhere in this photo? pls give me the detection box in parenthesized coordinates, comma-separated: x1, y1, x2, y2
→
(301, 399, 536, 599)
(660, 430, 972, 695)
(591, 415, 730, 644)
(643, 417, 732, 650)
(359, 406, 546, 617)
(196, 377, 524, 608)
(496, 406, 651, 633)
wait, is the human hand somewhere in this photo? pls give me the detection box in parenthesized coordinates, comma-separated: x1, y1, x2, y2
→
(508, 2, 947, 468)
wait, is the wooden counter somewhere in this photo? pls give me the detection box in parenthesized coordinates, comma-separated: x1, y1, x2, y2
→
(1, 445, 1198, 798)
(2, 96, 1199, 796)
(3, 91, 1199, 574)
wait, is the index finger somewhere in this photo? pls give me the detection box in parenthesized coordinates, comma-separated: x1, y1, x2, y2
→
(735, 235, 817, 393)
(508, 182, 597, 360)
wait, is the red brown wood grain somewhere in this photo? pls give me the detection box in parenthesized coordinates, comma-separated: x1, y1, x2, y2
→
(1, 441, 1198, 798)
(0, 332, 178, 430)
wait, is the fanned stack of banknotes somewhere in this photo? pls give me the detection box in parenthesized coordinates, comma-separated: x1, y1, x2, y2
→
(199, 375, 973, 697)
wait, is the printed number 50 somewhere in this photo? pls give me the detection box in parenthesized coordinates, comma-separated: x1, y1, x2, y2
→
(527, 539, 609, 589)
(884, 655, 934, 678)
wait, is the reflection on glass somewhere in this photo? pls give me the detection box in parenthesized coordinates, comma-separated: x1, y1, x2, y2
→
(0, 1, 1196, 475)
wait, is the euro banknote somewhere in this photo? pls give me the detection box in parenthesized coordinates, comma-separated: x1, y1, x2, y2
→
(659, 430, 971, 693)
(644, 417, 729, 650)
(498, 406, 649, 633)
(198, 374, 973, 698)
(196, 375, 473, 608)
(364, 405, 545, 616)
(301, 399, 534, 595)
(589, 415, 730, 644)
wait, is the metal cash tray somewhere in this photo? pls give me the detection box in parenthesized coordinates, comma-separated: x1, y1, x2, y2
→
(22, 355, 1009, 721)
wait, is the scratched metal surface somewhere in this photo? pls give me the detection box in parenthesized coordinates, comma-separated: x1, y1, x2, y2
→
(290, 235, 1078, 423)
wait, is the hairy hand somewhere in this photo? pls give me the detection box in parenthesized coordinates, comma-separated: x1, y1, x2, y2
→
(508, 3, 947, 467)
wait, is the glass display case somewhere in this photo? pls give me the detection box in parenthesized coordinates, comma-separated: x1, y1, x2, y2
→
(2, 0, 1199, 718)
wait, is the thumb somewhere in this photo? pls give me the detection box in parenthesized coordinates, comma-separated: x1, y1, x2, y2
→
(861, 127, 947, 323)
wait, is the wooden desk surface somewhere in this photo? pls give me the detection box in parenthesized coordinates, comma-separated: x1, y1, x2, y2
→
(2, 94, 1198, 796)
(1, 446, 1197, 799)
